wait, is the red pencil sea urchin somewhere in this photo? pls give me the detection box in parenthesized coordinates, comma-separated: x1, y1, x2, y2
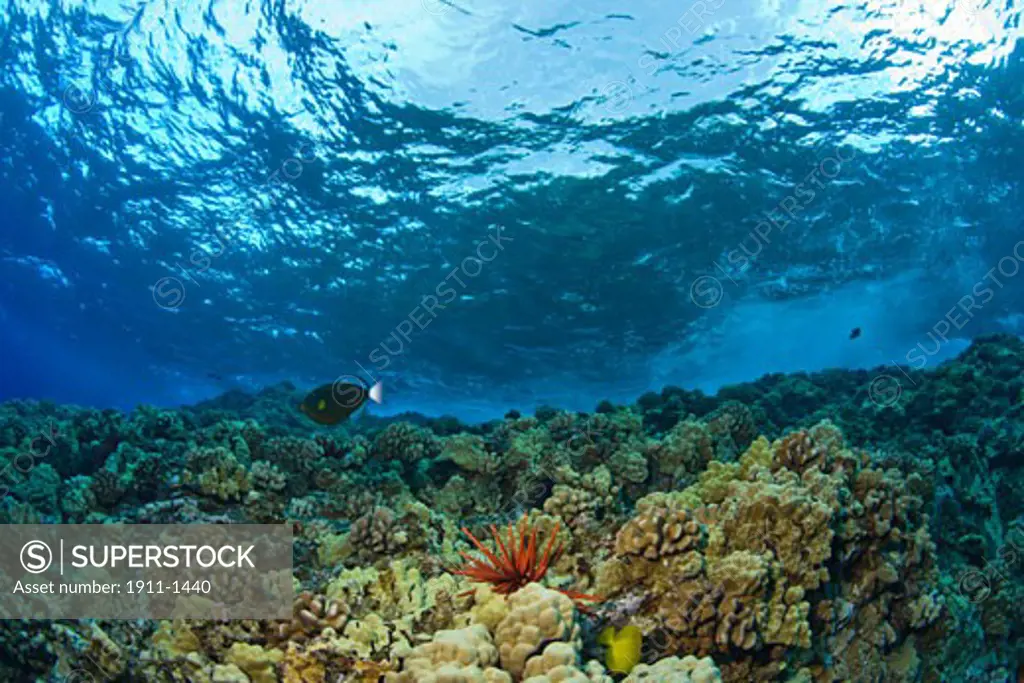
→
(451, 516, 601, 604)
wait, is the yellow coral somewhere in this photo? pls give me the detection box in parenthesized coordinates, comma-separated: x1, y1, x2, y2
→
(149, 620, 202, 657)
(342, 613, 392, 659)
(737, 436, 773, 477)
(317, 531, 353, 567)
(195, 450, 250, 501)
(692, 462, 740, 504)
(470, 584, 511, 632)
(212, 664, 250, 682)
(225, 643, 283, 683)
(280, 641, 326, 683)
(763, 581, 812, 649)
(614, 502, 705, 560)
(326, 565, 379, 602)
(595, 418, 938, 679)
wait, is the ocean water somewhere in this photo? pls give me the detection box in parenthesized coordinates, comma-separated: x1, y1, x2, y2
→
(1, 0, 1024, 682)
(1, 0, 1020, 419)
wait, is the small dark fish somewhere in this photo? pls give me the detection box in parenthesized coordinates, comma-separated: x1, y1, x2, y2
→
(849, 327, 862, 340)
(298, 381, 369, 425)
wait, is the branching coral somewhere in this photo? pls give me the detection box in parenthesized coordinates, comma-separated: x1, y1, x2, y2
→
(90, 469, 127, 508)
(263, 436, 325, 481)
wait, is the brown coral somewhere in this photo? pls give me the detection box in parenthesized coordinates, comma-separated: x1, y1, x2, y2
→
(771, 430, 829, 474)
(543, 485, 599, 530)
(349, 506, 410, 559)
(595, 419, 939, 677)
(90, 469, 126, 508)
(249, 460, 287, 493)
(614, 503, 705, 560)
(710, 477, 835, 590)
(264, 436, 324, 476)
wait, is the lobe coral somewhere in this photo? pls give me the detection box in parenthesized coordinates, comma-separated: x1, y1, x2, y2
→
(451, 516, 600, 604)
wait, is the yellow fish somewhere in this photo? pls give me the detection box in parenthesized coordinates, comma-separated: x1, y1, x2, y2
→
(597, 624, 642, 674)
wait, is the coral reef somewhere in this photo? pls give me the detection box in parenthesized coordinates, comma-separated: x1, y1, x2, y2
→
(0, 336, 1022, 681)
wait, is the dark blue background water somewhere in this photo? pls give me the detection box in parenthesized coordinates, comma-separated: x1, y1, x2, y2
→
(1, 0, 1021, 421)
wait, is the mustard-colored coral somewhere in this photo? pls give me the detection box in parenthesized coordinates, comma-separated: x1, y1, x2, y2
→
(18, 401, 953, 683)
(707, 475, 835, 590)
(470, 584, 511, 632)
(614, 499, 705, 560)
(543, 485, 599, 529)
(224, 642, 283, 683)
